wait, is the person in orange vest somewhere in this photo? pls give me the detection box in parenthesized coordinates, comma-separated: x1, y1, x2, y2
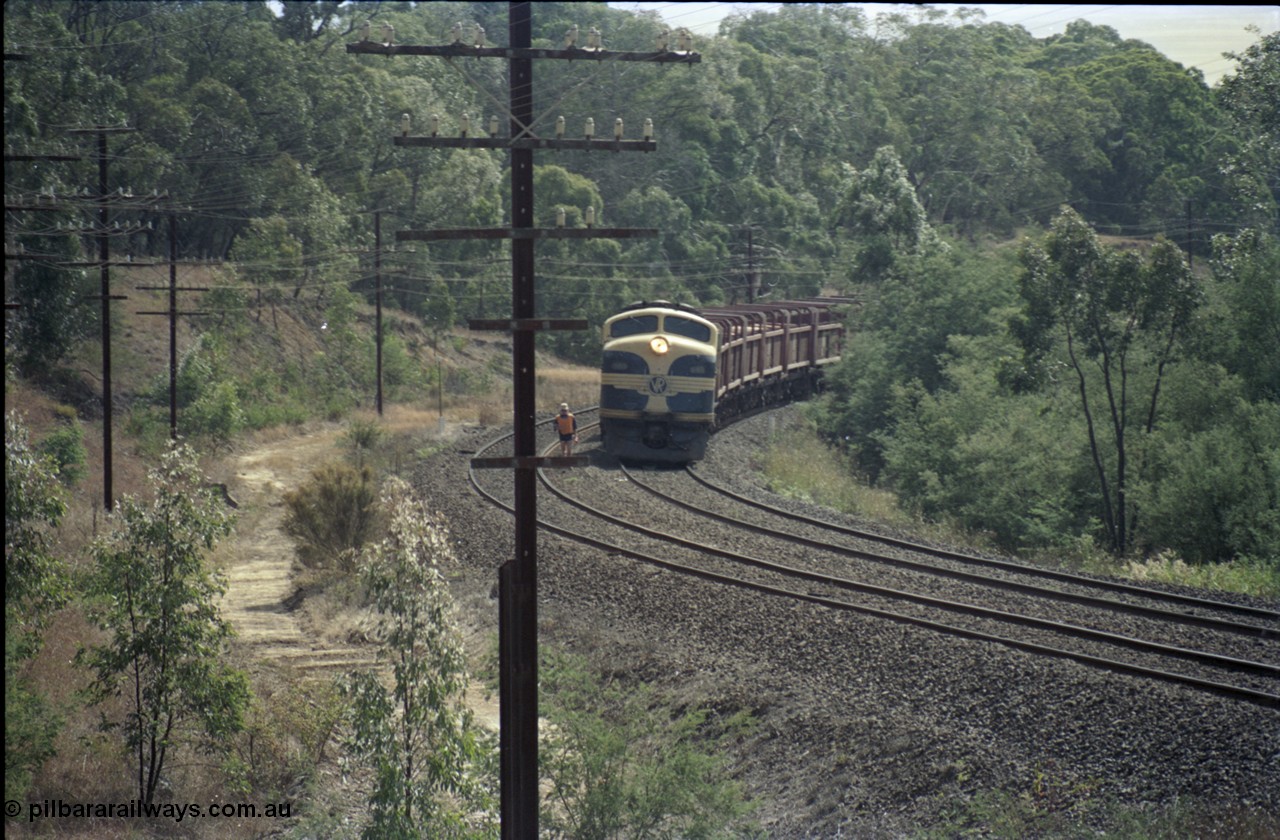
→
(555, 402, 578, 456)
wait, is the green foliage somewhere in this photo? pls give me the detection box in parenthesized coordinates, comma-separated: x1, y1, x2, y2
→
(5, 630, 63, 802)
(1133, 388, 1280, 563)
(5, 412, 70, 655)
(540, 649, 756, 839)
(228, 680, 345, 799)
(341, 477, 496, 839)
(1014, 208, 1202, 553)
(282, 462, 381, 571)
(343, 417, 385, 468)
(1202, 229, 1280, 402)
(186, 379, 248, 446)
(9, 236, 92, 378)
(5, 412, 70, 801)
(37, 414, 87, 487)
(78, 443, 249, 804)
(838, 146, 943, 282)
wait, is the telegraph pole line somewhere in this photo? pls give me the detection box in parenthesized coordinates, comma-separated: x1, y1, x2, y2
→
(136, 212, 209, 440)
(67, 126, 136, 509)
(349, 8, 698, 834)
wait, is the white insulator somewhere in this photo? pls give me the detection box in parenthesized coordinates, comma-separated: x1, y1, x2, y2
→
(430, 113, 440, 137)
(656, 29, 670, 51)
(563, 24, 578, 49)
(459, 113, 470, 137)
(555, 115, 565, 138)
(473, 23, 485, 47)
(584, 117, 594, 139)
(643, 118, 654, 141)
(614, 117, 624, 140)
(360, 21, 370, 42)
(587, 27, 601, 50)
(556, 207, 566, 228)
(401, 113, 410, 136)
(381, 23, 395, 44)
(450, 22, 463, 44)
(489, 115, 499, 135)
(677, 28, 692, 52)
(585, 206, 595, 227)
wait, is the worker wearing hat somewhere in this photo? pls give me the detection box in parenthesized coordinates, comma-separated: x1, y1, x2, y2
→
(555, 403, 578, 456)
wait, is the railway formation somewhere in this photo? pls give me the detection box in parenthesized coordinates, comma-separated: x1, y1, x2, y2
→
(419, 404, 1279, 835)
(470, 407, 1278, 709)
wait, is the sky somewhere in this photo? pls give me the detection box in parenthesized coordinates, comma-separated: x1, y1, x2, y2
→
(610, 3, 1278, 85)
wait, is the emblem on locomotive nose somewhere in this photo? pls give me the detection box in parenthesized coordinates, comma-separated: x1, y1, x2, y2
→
(647, 375, 669, 395)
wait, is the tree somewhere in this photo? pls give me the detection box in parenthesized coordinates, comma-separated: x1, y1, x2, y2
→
(1214, 31, 1279, 222)
(837, 146, 943, 282)
(5, 412, 71, 800)
(9, 235, 92, 379)
(79, 443, 248, 804)
(1014, 207, 1201, 553)
(341, 477, 495, 839)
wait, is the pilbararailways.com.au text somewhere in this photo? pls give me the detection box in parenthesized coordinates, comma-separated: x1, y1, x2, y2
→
(9, 798, 292, 824)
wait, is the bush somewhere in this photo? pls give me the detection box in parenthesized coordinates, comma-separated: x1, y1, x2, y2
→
(282, 462, 381, 571)
(37, 415, 87, 486)
(540, 649, 756, 839)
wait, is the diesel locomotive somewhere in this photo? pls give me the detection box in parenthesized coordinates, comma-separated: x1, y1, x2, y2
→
(599, 299, 847, 462)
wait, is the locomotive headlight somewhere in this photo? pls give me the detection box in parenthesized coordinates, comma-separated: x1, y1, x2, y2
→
(649, 336, 670, 355)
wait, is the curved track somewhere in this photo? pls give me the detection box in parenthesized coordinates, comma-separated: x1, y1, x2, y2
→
(467, 410, 1280, 709)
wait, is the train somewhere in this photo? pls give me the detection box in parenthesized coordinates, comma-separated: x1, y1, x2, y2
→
(598, 298, 849, 462)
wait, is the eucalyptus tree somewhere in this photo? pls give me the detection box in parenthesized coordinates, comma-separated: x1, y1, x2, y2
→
(876, 12, 1050, 235)
(79, 444, 249, 805)
(1215, 31, 1280, 227)
(5, 414, 70, 801)
(1062, 43, 1224, 237)
(342, 477, 495, 839)
(1014, 207, 1201, 554)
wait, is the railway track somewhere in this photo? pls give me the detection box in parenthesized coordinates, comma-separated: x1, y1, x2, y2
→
(467, 410, 1280, 709)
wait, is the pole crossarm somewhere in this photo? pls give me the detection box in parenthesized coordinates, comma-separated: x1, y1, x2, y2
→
(347, 42, 701, 64)
(397, 227, 657, 242)
(395, 136, 656, 152)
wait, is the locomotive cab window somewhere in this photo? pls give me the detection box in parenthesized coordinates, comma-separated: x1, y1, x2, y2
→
(610, 314, 659, 338)
(663, 316, 712, 343)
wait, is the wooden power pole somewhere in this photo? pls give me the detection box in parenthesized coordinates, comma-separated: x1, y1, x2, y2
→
(349, 6, 698, 835)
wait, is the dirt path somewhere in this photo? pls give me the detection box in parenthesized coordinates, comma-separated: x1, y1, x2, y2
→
(214, 422, 500, 729)
(217, 427, 375, 674)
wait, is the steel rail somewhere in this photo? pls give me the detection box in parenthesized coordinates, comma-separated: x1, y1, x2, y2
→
(564, 463, 1276, 680)
(684, 465, 1279, 628)
(462, 422, 1279, 709)
(619, 467, 1277, 639)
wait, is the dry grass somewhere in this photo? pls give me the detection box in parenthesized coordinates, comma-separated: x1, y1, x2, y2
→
(759, 431, 907, 526)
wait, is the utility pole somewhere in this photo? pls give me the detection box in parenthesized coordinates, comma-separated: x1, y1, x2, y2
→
(66, 126, 137, 509)
(349, 7, 698, 836)
(136, 212, 208, 440)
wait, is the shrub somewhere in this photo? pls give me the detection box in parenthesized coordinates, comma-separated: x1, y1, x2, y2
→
(37, 415, 87, 486)
(282, 462, 380, 571)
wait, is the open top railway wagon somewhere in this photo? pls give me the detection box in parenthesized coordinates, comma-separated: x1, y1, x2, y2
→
(599, 298, 850, 462)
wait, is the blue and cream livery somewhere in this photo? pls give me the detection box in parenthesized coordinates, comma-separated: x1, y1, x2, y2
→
(599, 302, 720, 461)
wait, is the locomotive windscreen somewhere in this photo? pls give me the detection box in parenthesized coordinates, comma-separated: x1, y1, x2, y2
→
(663, 316, 712, 342)
(609, 314, 658, 338)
